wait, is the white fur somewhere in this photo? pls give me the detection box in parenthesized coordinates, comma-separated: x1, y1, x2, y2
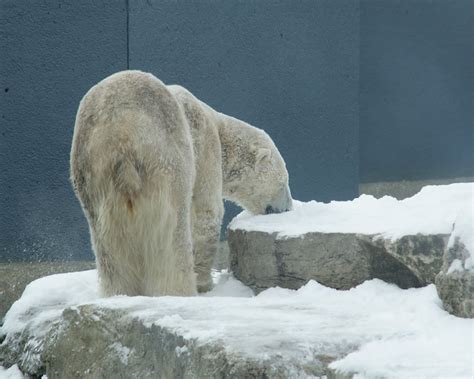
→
(71, 70, 291, 297)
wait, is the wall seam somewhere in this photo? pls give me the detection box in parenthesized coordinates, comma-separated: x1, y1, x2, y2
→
(126, 0, 130, 69)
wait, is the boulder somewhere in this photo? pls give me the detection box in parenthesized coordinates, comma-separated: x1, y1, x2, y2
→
(228, 185, 474, 293)
(228, 229, 447, 293)
(0, 271, 353, 379)
(435, 238, 474, 318)
(44, 305, 325, 379)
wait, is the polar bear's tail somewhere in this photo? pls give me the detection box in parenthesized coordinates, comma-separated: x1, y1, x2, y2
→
(91, 149, 196, 298)
(111, 157, 142, 213)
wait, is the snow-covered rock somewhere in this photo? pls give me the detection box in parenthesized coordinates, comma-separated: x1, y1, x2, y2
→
(1, 269, 473, 378)
(229, 184, 472, 293)
(0, 261, 95, 321)
(436, 205, 474, 318)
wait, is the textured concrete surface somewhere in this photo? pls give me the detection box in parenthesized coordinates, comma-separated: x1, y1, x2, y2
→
(228, 229, 447, 293)
(0, 261, 95, 321)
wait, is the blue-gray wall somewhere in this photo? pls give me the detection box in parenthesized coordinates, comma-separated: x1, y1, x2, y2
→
(1, 0, 472, 262)
(0, 0, 127, 261)
(360, 0, 474, 182)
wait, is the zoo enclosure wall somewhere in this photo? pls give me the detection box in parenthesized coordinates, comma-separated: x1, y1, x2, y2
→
(0, 0, 472, 262)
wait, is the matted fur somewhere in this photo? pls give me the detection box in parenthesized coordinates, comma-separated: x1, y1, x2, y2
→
(71, 70, 291, 297)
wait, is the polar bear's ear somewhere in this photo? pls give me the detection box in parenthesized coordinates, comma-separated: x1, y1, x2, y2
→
(256, 148, 272, 163)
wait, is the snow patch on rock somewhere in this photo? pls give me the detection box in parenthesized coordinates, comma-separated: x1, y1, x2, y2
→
(230, 183, 473, 243)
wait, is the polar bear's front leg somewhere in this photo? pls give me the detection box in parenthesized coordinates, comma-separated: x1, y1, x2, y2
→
(191, 202, 224, 293)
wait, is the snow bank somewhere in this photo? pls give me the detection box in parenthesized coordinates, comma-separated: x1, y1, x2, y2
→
(2, 269, 473, 378)
(230, 183, 473, 243)
(0, 365, 24, 379)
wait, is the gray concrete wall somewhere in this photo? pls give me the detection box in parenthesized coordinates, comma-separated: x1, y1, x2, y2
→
(0, 1, 127, 261)
(360, 0, 474, 183)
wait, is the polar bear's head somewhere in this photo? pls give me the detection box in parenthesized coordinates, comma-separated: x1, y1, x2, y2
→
(220, 117, 292, 215)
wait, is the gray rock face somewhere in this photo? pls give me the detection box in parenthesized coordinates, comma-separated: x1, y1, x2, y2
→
(435, 239, 474, 318)
(228, 229, 447, 292)
(0, 303, 351, 379)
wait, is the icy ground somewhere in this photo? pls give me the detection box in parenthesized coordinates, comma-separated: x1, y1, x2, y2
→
(2, 269, 473, 379)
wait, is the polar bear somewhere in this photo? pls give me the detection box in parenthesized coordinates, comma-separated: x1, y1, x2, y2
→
(71, 70, 292, 297)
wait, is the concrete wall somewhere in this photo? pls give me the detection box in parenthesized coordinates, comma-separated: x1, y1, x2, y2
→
(360, 0, 474, 182)
(0, 1, 127, 261)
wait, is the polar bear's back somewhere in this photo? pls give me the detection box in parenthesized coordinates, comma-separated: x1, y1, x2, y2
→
(70, 70, 197, 296)
(72, 70, 194, 195)
(75, 71, 187, 157)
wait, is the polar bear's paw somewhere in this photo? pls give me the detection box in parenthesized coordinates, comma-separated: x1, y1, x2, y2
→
(197, 273, 213, 293)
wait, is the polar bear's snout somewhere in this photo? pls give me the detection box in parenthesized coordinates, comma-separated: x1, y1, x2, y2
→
(265, 184, 293, 214)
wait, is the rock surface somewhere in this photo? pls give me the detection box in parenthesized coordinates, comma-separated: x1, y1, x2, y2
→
(228, 229, 447, 293)
(0, 273, 354, 379)
(11, 304, 350, 379)
(435, 238, 474, 318)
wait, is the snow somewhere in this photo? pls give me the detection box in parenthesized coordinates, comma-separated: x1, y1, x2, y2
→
(447, 203, 474, 271)
(447, 259, 464, 274)
(1, 269, 98, 338)
(203, 269, 254, 298)
(110, 342, 131, 365)
(2, 269, 473, 378)
(175, 345, 189, 357)
(0, 365, 24, 379)
(230, 183, 473, 245)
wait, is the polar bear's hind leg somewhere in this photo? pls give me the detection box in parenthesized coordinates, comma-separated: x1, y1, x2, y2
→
(93, 155, 196, 297)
